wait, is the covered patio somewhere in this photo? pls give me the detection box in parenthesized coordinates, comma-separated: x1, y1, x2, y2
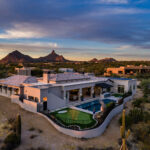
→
(65, 82, 113, 103)
(0, 84, 20, 97)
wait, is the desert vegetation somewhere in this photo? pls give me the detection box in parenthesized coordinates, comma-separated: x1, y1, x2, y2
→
(119, 79, 150, 150)
(1, 114, 22, 150)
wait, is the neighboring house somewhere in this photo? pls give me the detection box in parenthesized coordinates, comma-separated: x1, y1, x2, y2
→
(59, 68, 74, 73)
(15, 67, 34, 76)
(0, 71, 136, 112)
(104, 65, 150, 76)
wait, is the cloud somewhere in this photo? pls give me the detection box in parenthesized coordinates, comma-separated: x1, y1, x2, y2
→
(97, 0, 128, 4)
(0, 23, 46, 39)
(117, 45, 132, 50)
(0, 0, 149, 60)
(0, 42, 58, 52)
(88, 7, 149, 16)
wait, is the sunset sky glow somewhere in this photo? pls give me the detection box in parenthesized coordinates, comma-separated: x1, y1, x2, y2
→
(0, 0, 150, 61)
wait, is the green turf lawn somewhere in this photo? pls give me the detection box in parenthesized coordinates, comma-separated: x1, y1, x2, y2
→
(112, 93, 123, 97)
(50, 108, 97, 129)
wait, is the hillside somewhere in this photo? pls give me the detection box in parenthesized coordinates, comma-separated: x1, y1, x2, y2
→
(0, 50, 69, 63)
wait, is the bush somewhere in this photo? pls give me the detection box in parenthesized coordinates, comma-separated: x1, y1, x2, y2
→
(122, 91, 132, 99)
(30, 134, 38, 139)
(132, 97, 150, 108)
(132, 123, 150, 144)
(28, 127, 35, 131)
(118, 98, 124, 105)
(2, 132, 20, 150)
(99, 102, 115, 124)
(118, 115, 132, 129)
(1, 114, 22, 150)
(132, 98, 143, 107)
(140, 79, 150, 97)
(118, 108, 149, 129)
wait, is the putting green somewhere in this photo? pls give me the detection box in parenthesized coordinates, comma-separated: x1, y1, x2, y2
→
(50, 108, 96, 129)
(112, 93, 123, 97)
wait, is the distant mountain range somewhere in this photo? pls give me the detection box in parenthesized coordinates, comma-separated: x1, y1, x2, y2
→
(0, 50, 68, 63)
(0, 50, 117, 63)
(90, 57, 117, 63)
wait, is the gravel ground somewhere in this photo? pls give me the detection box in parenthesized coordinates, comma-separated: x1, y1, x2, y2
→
(0, 92, 140, 150)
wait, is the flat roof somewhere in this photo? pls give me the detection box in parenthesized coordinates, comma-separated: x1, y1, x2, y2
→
(108, 77, 132, 80)
(0, 75, 37, 87)
(48, 73, 90, 82)
(54, 77, 109, 87)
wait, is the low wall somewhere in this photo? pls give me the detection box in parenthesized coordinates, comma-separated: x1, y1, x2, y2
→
(0, 92, 11, 98)
(38, 104, 123, 138)
(123, 95, 132, 104)
(37, 95, 132, 138)
(11, 95, 37, 113)
(11, 94, 133, 138)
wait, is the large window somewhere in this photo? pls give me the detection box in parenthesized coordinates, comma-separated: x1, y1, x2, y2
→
(118, 85, 125, 93)
(118, 71, 123, 74)
(69, 89, 79, 102)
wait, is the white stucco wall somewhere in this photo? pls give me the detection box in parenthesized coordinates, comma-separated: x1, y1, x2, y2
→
(24, 86, 41, 102)
(11, 95, 38, 113)
(48, 86, 62, 99)
(111, 79, 136, 94)
(47, 93, 66, 111)
(0, 88, 16, 98)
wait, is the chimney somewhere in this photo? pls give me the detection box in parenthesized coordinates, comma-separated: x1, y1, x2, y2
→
(43, 70, 51, 83)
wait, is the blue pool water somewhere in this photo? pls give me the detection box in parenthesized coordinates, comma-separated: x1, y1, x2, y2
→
(76, 99, 115, 113)
(103, 99, 115, 105)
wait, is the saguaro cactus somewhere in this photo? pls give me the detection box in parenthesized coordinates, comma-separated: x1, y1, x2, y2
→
(16, 114, 21, 143)
(120, 109, 130, 150)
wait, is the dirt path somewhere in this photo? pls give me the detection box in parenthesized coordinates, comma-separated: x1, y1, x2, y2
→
(0, 91, 141, 150)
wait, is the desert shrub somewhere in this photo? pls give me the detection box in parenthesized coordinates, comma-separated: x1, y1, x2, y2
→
(38, 129, 43, 133)
(28, 127, 35, 131)
(129, 109, 144, 124)
(27, 147, 46, 150)
(98, 102, 115, 124)
(132, 97, 150, 108)
(30, 134, 38, 139)
(132, 98, 143, 107)
(140, 79, 150, 97)
(118, 115, 132, 129)
(7, 117, 15, 124)
(140, 144, 150, 150)
(1, 132, 20, 150)
(119, 108, 149, 129)
(118, 98, 124, 105)
(132, 123, 150, 147)
(1, 114, 22, 150)
(122, 91, 132, 99)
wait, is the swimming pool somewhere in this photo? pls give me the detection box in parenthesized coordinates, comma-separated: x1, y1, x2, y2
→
(103, 99, 115, 105)
(76, 99, 115, 113)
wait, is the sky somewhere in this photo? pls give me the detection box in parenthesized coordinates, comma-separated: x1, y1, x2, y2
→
(0, 0, 150, 61)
